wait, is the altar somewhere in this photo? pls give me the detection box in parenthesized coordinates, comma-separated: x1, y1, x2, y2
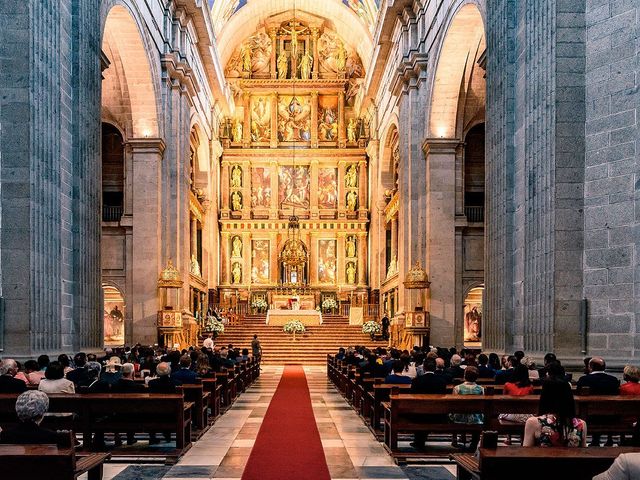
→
(266, 309, 323, 326)
(271, 294, 316, 310)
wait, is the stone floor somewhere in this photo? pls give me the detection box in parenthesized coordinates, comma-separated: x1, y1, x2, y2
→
(81, 366, 456, 480)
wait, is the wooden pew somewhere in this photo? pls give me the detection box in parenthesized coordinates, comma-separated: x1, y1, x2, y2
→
(180, 384, 210, 435)
(201, 378, 222, 420)
(452, 446, 640, 480)
(0, 444, 110, 480)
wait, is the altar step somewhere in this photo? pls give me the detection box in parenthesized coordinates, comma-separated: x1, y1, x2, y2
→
(205, 315, 386, 365)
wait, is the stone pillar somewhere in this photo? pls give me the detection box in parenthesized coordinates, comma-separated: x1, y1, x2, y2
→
(310, 91, 319, 148)
(358, 160, 367, 218)
(242, 162, 251, 219)
(269, 28, 277, 79)
(357, 232, 367, 286)
(130, 138, 165, 344)
(242, 232, 251, 286)
(423, 139, 458, 347)
(338, 91, 346, 147)
(310, 160, 319, 218)
(270, 93, 278, 148)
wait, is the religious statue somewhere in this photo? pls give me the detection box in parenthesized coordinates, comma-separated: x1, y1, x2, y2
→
(345, 164, 357, 188)
(231, 191, 243, 211)
(386, 255, 398, 279)
(231, 236, 242, 258)
(231, 262, 242, 284)
(240, 43, 252, 73)
(232, 119, 243, 143)
(281, 21, 305, 58)
(346, 191, 357, 211)
(299, 52, 313, 80)
(231, 165, 242, 188)
(190, 254, 201, 277)
(277, 50, 288, 79)
(336, 41, 347, 71)
(347, 118, 357, 143)
(346, 236, 356, 258)
(346, 262, 356, 285)
(464, 305, 482, 342)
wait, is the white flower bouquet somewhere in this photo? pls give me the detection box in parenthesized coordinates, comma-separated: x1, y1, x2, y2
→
(204, 317, 225, 335)
(362, 321, 381, 335)
(322, 297, 338, 311)
(283, 320, 306, 335)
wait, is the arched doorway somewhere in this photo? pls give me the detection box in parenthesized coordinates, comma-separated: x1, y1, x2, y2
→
(103, 284, 125, 346)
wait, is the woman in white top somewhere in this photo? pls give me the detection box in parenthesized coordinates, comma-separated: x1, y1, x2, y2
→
(38, 361, 75, 394)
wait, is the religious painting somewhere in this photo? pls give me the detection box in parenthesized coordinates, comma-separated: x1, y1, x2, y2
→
(278, 165, 310, 209)
(318, 96, 339, 141)
(250, 96, 271, 142)
(251, 240, 270, 284)
(318, 168, 338, 209)
(103, 285, 125, 346)
(251, 167, 272, 208)
(277, 96, 311, 142)
(318, 239, 337, 284)
(464, 286, 484, 344)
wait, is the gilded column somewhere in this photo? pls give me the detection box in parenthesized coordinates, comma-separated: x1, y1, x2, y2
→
(269, 233, 278, 285)
(337, 161, 346, 218)
(358, 160, 367, 218)
(242, 162, 251, 220)
(337, 233, 346, 286)
(269, 28, 277, 79)
(309, 232, 318, 285)
(220, 231, 230, 285)
(311, 27, 319, 79)
(270, 93, 278, 148)
(310, 91, 319, 148)
(357, 232, 367, 286)
(242, 232, 251, 287)
(242, 92, 251, 147)
(221, 161, 230, 214)
(338, 91, 346, 147)
(310, 159, 319, 218)
(270, 160, 279, 219)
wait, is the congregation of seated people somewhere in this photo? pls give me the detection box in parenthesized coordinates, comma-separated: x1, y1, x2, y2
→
(334, 344, 640, 452)
(0, 340, 256, 446)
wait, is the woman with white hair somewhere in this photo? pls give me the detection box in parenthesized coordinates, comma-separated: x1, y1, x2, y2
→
(0, 390, 59, 444)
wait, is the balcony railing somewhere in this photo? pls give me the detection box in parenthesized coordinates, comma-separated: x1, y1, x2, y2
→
(102, 205, 123, 222)
(464, 206, 484, 223)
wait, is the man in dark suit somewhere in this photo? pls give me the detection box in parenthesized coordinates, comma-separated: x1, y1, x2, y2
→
(494, 355, 517, 385)
(66, 352, 91, 388)
(444, 354, 465, 380)
(410, 358, 448, 450)
(381, 315, 390, 340)
(171, 355, 199, 384)
(148, 362, 182, 444)
(107, 363, 146, 446)
(0, 391, 59, 444)
(0, 359, 27, 394)
(577, 357, 620, 446)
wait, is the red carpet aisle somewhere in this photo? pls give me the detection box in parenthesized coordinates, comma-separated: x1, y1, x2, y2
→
(241, 365, 331, 480)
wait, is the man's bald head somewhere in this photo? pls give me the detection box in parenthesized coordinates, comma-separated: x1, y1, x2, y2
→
(589, 357, 606, 372)
(435, 358, 445, 370)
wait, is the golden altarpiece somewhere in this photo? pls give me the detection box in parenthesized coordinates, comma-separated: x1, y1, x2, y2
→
(217, 13, 370, 312)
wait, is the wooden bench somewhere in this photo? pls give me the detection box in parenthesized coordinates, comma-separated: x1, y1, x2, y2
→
(452, 446, 640, 480)
(180, 384, 211, 435)
(0, 444, 110, 480)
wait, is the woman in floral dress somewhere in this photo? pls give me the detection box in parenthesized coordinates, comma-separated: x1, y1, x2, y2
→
(449, 366, 484, 451)
(523, 379, 587, 447)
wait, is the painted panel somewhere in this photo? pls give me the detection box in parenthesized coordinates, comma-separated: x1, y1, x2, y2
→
(251, 167, 272, 208)
(318, 239, 337, 284)
(318, 168, 338, 209)
(278, 165, 310, 209)
(251, 240, 270, 284)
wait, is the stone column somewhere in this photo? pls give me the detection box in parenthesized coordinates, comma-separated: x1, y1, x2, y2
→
(423, 139, 458, 347)
(310, 91, 319, 148)
(269, 28, 277, 79)
(220, 231, 230, 285)
(270, 93, 278, 148)
(338, 91, 346, 147)
(357, 232, 367, 286)
(358, 160, 367, 218)
(130, 138, 165, 344)
(242, 162, 251, 219)
(242, 232, 251, 286)
(310, 160, 319, 218)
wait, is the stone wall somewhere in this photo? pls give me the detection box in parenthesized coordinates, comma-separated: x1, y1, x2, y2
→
(583, 1, 640, 360)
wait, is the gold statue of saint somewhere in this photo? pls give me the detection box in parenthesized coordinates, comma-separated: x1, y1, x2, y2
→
(345, 164, 357, 188)
(232, 119, 243, 143)
(346, 236, 356, 258)
(299, 52, 313, 80)
(346, 262, 356, 284)
(346, 190, 357, 211)
(281, 21, 304, 58)
(231, 191, 243, 211)
(347, 118, 357, 143)
(231, 236, 242, 258)
(336, 42, 346, 71)
(240, 43, 252, 73)
(230, 165, 242, 188)
(190, 254, 201, 277)
(232, 262, 242, 284)
(277, 50, 288, 79)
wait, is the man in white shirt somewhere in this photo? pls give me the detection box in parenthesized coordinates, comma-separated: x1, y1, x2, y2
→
(203, 334, 214, 350)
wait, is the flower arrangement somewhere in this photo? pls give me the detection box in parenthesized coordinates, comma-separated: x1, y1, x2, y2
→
(283, 320, 306, 335)
(251, 298, 268, 311)
(362, 321, 381, 335)
(204, 316, 225, 336)
(321, 297, 338, 311)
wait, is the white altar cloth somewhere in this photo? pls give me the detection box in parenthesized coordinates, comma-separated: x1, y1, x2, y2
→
(266, 309, 323, 326)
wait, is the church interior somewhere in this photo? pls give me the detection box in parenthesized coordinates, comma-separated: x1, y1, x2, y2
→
(0, 0, 639, 479)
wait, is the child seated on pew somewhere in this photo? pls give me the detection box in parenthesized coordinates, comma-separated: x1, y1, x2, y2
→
(449, 366, 484, 451)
